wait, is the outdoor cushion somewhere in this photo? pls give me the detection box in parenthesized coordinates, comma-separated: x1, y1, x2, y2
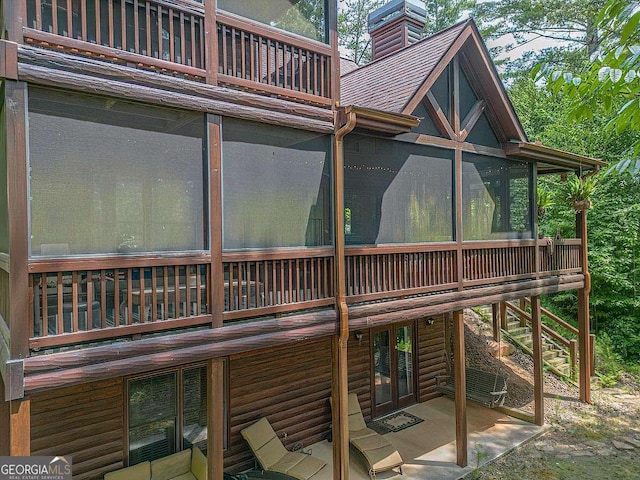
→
(170, 473, 197, 480)
(284, 454, 326, 480)
(241, 418, 326, 480)
(151, 449, 192, 480)
(347, 393, 404, 479)
(104, 461, 150, 480)
(191, 446, 207, 480)
(348, 393, 368, 432)
(241, 418, 289, 470)
(359, 445, 404, 473)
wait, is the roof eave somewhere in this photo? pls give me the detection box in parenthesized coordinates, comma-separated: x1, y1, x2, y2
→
(504, 142, 607, 174)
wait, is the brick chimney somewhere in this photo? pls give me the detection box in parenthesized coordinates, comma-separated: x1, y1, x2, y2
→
(368, 0, 427, 61)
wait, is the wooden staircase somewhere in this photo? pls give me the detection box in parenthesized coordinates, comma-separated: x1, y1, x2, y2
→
(477, 300, 595, 381)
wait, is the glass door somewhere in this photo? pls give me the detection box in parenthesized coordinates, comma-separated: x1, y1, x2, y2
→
(372, 322, 416, 417)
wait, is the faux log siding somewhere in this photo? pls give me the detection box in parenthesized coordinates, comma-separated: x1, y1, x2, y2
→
(417, 316, 447, 402)
(30, 378, 124, 480)
(348, 330, 372, 421)
(225, 339, 332, 472)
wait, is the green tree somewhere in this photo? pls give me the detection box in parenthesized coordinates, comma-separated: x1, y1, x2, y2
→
(539, 0, 640, 178)
(508, 76, 640, 362)
(423, 0, 476, 35)
(338, 0, 384, 65)
(474, 0, 607, 74)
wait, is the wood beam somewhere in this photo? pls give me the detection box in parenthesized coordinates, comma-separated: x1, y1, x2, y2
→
(207, 359, 224, 480)
(577, 210, 591, 403)
(424, 92, 455, 140)
(6, 81, 29, 360)
(204, 0, 217, 85)
(453, 309, 467, 467)
(530, 296, 544, 426)
(208, 115, 224, 328)
(18, 63, 334, 133)
(458, 99, 485, 142)
(491, 303, 500, 343)
(9, 398, 30, 455)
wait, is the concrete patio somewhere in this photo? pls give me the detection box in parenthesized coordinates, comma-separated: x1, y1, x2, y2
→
(309, 397, 546, 480)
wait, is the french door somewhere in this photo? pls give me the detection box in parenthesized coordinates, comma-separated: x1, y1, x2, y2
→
(372, 322, 417, 417)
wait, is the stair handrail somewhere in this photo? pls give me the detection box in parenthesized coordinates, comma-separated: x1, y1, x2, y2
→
(505, 302, 571, 349)
(523, 298, 578, 336)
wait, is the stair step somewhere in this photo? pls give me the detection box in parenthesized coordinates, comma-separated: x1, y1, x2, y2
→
(508, 327, 529, 336)
(547, 356, 570, 366)
(543, 350, 561, 360)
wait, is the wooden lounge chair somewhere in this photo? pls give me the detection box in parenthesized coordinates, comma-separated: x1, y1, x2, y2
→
(348, 393, 404, 480)
(240, 418, 326, 480)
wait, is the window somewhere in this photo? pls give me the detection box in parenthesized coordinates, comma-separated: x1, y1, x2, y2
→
(218, 0, 328, 43)
(28, 88, 206, 257)
(222, 118, 332, 250)
(128, 364, 223, 465)
(462, 153, 533, 240)
(344, 135, 454, 245)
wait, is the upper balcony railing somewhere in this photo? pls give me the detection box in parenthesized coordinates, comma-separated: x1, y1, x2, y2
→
(23, 0, 333, 106)
(27, 239, 581, 350)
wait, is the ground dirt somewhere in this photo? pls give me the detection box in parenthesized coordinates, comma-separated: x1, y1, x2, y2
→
(462, 310, 640, 480)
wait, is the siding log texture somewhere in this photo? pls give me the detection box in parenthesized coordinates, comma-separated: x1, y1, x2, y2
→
(225, 339, 332, 472)
(347, 330, 372, 420)
(417, 315, 447, 402)
(30, 378, 124, 480)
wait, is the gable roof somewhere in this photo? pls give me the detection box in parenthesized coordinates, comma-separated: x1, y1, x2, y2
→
(340, 57, 360, 75)
(341, 20, 469, 113)
(341, 19, 528, 142)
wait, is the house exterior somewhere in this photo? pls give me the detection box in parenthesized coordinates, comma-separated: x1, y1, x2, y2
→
(0, 0, 603, 479)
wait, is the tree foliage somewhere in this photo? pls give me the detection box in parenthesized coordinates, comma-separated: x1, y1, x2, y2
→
(338, 0, 384, 65)
(423, 0, 476, 35)
(538, 0, 640, 178)
(474, 0, 607, 73)
(508, 77, 640, 363)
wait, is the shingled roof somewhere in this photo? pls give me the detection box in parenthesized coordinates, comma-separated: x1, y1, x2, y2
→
(340, 20, 470, 113)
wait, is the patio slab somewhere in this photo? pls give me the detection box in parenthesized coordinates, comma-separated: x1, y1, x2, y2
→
(308, 397, 546, 480)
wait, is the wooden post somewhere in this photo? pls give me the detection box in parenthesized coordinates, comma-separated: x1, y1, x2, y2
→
(530, 296, 544, 426)
(207, 359, 224, 480)
(453, 309, 467, 467)
(519, 298, 527, 327)
(1, 0, 26, 43)
(491, 303, 500, 343)
(499, 301, 508, 331)
(9, 398, 30, 456)
(208, 115, 224, 329)
(328, 0, 340, 107)
(204, 0, 218, 85)
(577, 209, 591, 403)
(6, 81, 30, 361)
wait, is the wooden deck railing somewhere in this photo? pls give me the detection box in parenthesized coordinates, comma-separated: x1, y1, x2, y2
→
(222, 248, 335, 320)
(538, 238, 582, 273)
(29, 257, 211, 348)
(23, 0, 333, 104)
(216, 12, 332, 105)
(462, 241, 537, 285)
(345, 244, 459, 303)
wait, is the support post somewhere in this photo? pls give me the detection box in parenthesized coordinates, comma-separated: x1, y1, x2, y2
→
(207, 359, 224, 480)
(453, 309, 467, 467)
(577, 209, 591, 403)
(208, 115, 223, 329)
(530, 296, 544, 426)
(9, 398, 30, 456)
(491, 303, 500, 343)
(519, 298, 527, 327)
(499, 301, 508, 331)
